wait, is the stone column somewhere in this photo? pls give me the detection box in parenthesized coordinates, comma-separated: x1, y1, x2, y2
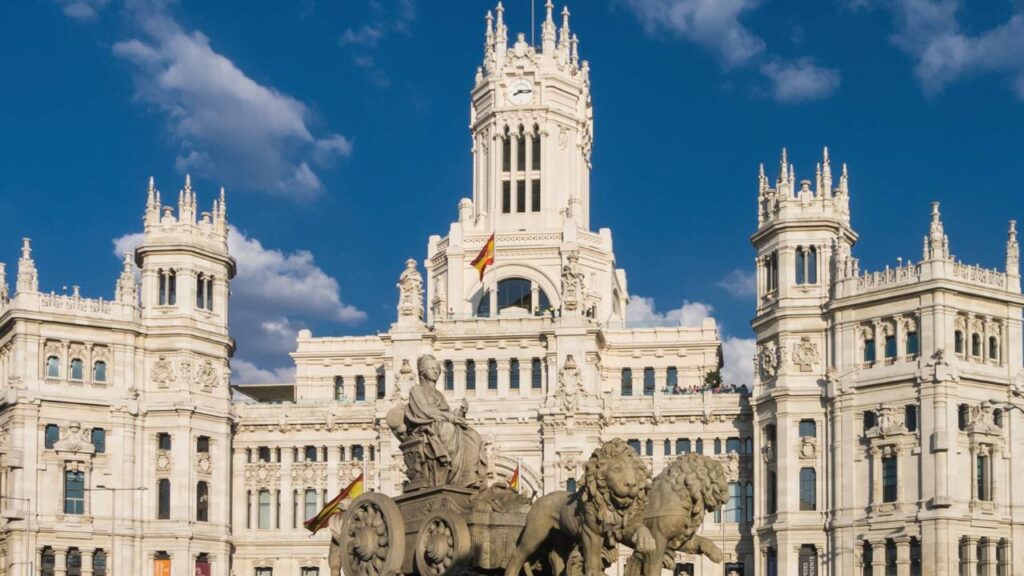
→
(982, 538, 997, 576)
(870, 446, 881, 506)
(895, 537, 911, 576)
(962, 537, 977, 576)
(454, 362, 466, 397)
(82, 548, 94, 576)
(997, 538, 1011, 576)
(497, 359, 510, 398)
(871, 540, 886, 576)
(54, 546, 68, 576)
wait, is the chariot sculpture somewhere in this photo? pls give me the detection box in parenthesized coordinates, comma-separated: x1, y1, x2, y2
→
(327, 354, 728, 576)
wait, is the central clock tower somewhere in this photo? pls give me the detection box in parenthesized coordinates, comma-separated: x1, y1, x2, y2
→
(469, 0, 594, 230)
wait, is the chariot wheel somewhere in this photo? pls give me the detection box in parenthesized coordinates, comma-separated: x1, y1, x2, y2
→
(414, 510, 471, 576)
(338, 493, 406, 576)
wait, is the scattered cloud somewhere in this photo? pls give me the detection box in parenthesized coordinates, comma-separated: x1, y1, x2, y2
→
(622, 0, 840, 102)
(58, 0, 110, 20)
(760, 58, 842, 103)
(112, 225, 365, 384)
(876, 0, 1024, 99)
(716, 269, 757, 298)
(112, 4, 352, 200)
(626, 295, 715, 327)
(339, 0, 417, 86)
(721, 336, 755, 386)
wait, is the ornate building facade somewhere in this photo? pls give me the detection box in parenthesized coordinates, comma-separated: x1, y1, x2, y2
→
(0, 3, 1019, 576)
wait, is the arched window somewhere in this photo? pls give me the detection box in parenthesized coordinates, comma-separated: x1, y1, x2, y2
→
(566, 478, 577, 493)
(304, 445, 318, 462)
(510, 358, 520, 389)
(954, 330, 965, 354)
(465, 360, 476, 390)
(885, 540, 897, 576)
(799, 546, 817, 576)
(744, 437, 753, 454)
(862, 542, 873, 576)
(884, 335, 897, 359)
(972, 333, 982, 357)
(443, 360, 454, 391)
(863, 337, 876, 364)
(620, 368, 632, 396)
(196, 273, 206, 309)
(516, 125, 526, 172)
(41, 547, 55, 576)
(258, 489, 271, 529)
(160, 269, 177, 306)
(744, 482, 754, 522)
(93, 550, 107, 576)
(501, 126, 511, 173)
(988, 336, 999, 360)
(799, 468, 816, 510)
(304, 489, 317, 522)
(676, 438, 690, 454)
(695, 439, 704, 454)
(47, 355, 60, 378)
(714, 438, 722, 454)
(642, 367, 655, 396)
(93, 360, 107, 382)
(808, 246, 818, 284)
(477, 278, 551, 317)
(159, 268, 167, 305)
(70, 358, 84, 381)
(91, 428, 105, 453)
(796, 246, 806, 285)
(355, 376, 366, 402)
(531, 358, 542, 389)
(197, 481, 209, 522)
(45, 424, 60, 449)
(727, 482, 742, 522)
(487, 359, 498, 389)
(334, 376, 345, 401)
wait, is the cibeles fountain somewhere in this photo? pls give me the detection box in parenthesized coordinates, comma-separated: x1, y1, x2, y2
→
(327, 355, 728, 576)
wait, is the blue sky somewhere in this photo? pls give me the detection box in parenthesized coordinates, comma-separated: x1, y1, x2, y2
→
(1, 0, 1023, 384)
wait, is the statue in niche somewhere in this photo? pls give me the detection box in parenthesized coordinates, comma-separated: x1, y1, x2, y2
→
(386, 354, 487, 489)
(561, 251, 586, 313)
(396, 258, 424, 323)
(554, 354, 586, 413)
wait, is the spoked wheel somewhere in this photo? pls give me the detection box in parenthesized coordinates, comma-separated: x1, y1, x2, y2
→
(338, 493, 406, 576)
(415, 510, 471, 576)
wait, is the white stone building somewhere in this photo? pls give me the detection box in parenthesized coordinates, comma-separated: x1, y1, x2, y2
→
(0, 3, 1020, 576)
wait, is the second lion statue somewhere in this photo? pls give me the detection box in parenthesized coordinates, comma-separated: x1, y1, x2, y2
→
(503, 438, 656, 576)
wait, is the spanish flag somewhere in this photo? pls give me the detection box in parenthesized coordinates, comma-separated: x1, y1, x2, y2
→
(304, 473, 364, 534)
(471, 233, 495, 281)
(509, 463, 520, 493)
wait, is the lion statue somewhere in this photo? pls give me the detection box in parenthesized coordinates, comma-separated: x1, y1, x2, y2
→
(504, 438, 656, 576)
(623, 453, 729, 576)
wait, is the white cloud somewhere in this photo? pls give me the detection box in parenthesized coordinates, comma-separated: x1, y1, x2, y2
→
(760, 58, 841, 102)
(339, 0, 417, 87)
(112, 226, 365, 383)
(112, 7, 352, 200)
(626, 295, 715, 327)
(721, 337, 755, 386)
(340, 25, 384, 48)
(232, 359, 296, 385)
(58, 0, 110, 20)
(876, 1, 1024, 99)
(623, 0, 841, 103)
(716, 269, 757, 298)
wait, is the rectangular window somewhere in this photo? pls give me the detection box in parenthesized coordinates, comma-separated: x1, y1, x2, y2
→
(502, 136, 510, 172)
(352, 445, 365, 461)
(377, 373, 386, 399)
(91, 428, 106, 453)
(304, 446, 318, 462)
(304, 489, 317, 523)
(884, 335, 897, 359)
(744, 482, 754, 522)
(258, 447, 271, 462)
(977, 453, 991, 501)
(766, 470, 777, 514)
(531, 358, 542, 389)
(906, 331, 919, 356)
(517, 136, 526, 171)
(531, 179, 541, 212)
(726, 437, 741, 454)
(643, 367, 655, 396)
(516, 180, 526, 213)
(676, 439, 690, 454)
(466, 360, 476, 390)
(799, 468, 816, 511)
(727, 482, 742, 522)
(355, 376, 366, 402)
(882, 455, 898, 503)
(532, 134, 541, 169)
(645, 440, 653, 456)
(863, 411, 877, 433)
(487, 359, 498, 390)
(64, 470, 85, 514)
(666, 367, 678, 391)
(799, 419, 817, 438)
(197, 481, 209, 522)
(905, 405, 918, 432)
(301, 569, 320, 576)
(621, 368, 632, 396)
(258, 490, 270, 529)
(627, 439, 641, 454)
(45, 424, 60, 449)
(255, 568, 273, 576)
(663, 439, 671, 456)
(864, 339, 876, 363)
(158, 478, 171, 519)
(158, 432, 172, 451)
(197, 436, 210, 453)
(510, 358, 520, 389)
(334, 376, 345, 401)
(502, 181, 511, 213)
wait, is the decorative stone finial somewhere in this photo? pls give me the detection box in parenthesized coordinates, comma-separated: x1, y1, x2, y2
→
(16, 237, 38, 294)
(1007, 220, 1019, 276)
(397, 258, 424, 324)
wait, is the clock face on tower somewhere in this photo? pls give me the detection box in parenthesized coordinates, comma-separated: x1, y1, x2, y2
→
(507, 79, 534, 105)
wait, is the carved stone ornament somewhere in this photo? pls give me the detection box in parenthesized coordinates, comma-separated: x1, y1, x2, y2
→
(792, 337, 819, 372)
(0, 428, 8, 451)
(396, 258, 424, 323)
(53, 422, 95, 455)
(968, 404, 1001, 434)
(430, 280, 447, 320)
(196, 453, 212, 475)
(152, 355, 175, 388)
(758, 341, 779, 379)
(197, 359, 219, 392)
(799, 437, 816, 460)
(552, 354, 585, 413)
(155, 450, 172, 472)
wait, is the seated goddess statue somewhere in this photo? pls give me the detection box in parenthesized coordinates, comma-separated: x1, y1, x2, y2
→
(388, 354, 487, 489)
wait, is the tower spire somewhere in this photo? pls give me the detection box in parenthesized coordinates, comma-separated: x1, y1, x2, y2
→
(924, 201, 949, 260)
(16, 238, 38, 294)
(1007, 220, 1019, 276)
(821, 147, 832, 197)
(541, 0, 556, 53)
(115, 251, 138, 305)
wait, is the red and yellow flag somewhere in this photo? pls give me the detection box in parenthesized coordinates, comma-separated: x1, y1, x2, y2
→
(472, 234, 495, 281)
(304, 473, 364, 534)
(509, 463, 520, 493)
